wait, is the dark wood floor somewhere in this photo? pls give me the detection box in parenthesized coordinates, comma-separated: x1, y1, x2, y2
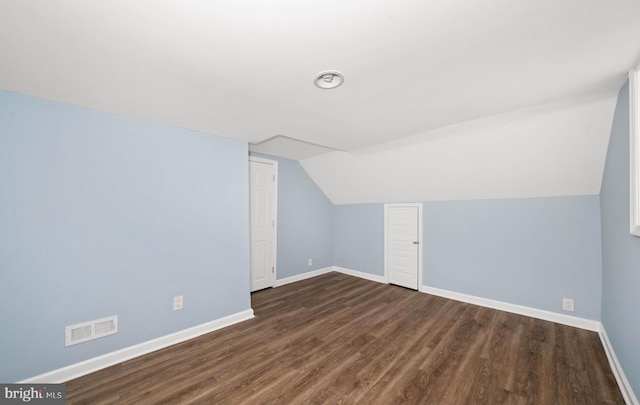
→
(66, 272, 623, 404)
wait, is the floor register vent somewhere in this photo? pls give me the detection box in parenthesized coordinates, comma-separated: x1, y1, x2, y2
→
(65, 315, 118, 346)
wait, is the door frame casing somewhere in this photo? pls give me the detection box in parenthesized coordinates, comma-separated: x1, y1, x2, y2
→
(249, 156, 278, 290)
(384, 203, 423, 290)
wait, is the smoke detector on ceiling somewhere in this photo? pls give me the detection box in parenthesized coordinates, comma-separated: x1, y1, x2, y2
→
(314, 70, 344, 89)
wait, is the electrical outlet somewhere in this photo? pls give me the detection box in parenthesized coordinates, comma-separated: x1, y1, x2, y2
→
(173, 295, 184, 311)
(308, 258, 312, 266)
(562, 298, 574, 312)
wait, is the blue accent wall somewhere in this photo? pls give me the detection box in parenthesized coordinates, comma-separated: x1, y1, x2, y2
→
(334, 204, 384, 276)
(0, 90, 251, 382)
(0, 88, 622, 385)
(424, 196, 602, 320)
(250, 154, 334, 279)
(332, 196, 602, 320)
(600, 81, 640, 396)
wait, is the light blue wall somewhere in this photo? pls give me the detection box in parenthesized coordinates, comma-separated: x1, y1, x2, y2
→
(332, 196, 602, 320)
(0, 87, 616, 383)
(250, 154, 334, 279)
(424, 196, 602, 320)
(333, 204, 384, 275)
(0, 90, 251, 382)
(600, 81, 640, 396)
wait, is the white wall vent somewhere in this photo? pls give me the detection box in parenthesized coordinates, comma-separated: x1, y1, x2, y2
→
(65, 315, 118, 347)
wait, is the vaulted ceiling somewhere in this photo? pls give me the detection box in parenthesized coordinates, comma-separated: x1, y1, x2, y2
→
(2, 1, 640, 203)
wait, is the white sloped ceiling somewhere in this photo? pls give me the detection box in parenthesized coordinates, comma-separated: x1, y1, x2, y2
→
(300, 95, 618, 204)
(0, 1, 638, 203)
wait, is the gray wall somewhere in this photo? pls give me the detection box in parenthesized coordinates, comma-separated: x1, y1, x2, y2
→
(600, 81, 640, 396)
(0, 90, 251, 382)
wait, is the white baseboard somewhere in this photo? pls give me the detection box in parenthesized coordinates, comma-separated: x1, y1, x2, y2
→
(325, 269, 600, 332)
(273, 267, 333, 287)
(420, 285, 600, 332)
(333, 266, 387, 284)
(599, 324, 639, 405)
(276, 268, 600, 333)
(273, 266, 385, 287)
(21, 309, 255, 384)
(279, 271, 635, 403)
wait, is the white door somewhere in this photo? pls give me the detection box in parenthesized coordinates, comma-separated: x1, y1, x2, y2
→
(385, 204, 421, 290)
(249, 158, 277, 292)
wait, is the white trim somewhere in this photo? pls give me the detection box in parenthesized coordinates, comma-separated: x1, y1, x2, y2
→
(275, 268, 636, 402)
(20, 309, 255, 384)
(333, 266, 387, 284)
(275, 266, 602, 333)
(249, 156, 279, 290)
(333, 268, 600, 333)
(384, 203, 423, 290)
(248, 155, 278, 165)
(420, 285, 600, 332)
(274, 266, 385, 287)
(630, 61, 640, 236)
(599, 324, 639, 405)
(273, 267, 333, 287)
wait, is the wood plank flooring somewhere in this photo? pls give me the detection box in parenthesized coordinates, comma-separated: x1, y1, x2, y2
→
(66, 272, 623, 404)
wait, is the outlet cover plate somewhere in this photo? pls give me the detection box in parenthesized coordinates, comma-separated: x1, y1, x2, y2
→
(562, 298, 574, 312)
(173, 295, 184, 311)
